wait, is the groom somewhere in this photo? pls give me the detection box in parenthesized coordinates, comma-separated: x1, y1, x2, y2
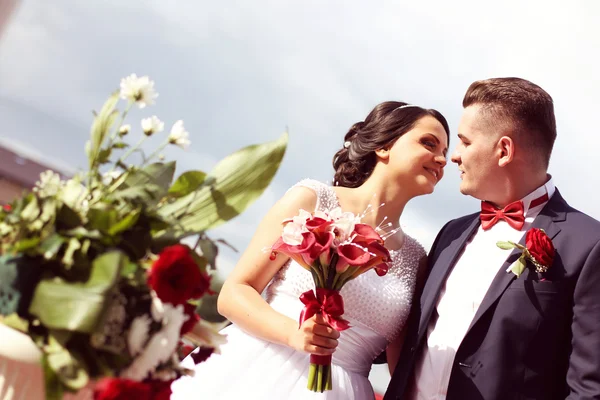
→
(384, 77, 600, 399)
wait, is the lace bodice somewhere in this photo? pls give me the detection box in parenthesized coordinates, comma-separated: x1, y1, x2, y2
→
(265, 179, 425, 344)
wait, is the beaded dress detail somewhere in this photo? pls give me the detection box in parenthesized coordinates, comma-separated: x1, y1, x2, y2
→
(172, 179, 425, 400)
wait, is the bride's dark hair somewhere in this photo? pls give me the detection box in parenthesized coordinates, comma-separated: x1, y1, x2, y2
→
(332, 101, 450, 188)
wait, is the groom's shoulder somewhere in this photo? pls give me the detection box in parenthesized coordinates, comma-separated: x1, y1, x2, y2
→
(561, 202, 600, 237)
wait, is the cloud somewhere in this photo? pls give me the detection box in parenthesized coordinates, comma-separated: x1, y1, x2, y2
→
(1, 0, 599, 393)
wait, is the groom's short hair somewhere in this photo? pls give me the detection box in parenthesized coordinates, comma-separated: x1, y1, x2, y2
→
(463, 77, 557, 169)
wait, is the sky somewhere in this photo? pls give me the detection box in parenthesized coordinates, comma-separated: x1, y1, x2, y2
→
(1, 0, 600, 393)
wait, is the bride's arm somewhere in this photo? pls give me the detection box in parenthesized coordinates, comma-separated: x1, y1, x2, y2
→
(386, 255, 428, 374)
(217, 186, 340, 357)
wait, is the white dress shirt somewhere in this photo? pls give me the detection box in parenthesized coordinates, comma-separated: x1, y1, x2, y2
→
(409, 178, 556, 400)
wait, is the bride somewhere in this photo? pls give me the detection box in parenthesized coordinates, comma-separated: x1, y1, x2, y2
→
(171, 101, 449, 399)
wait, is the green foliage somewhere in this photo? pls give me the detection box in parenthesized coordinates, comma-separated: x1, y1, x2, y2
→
(0, 77, 287, 396)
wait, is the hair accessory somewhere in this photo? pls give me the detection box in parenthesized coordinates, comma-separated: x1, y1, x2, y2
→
(344, 141, 351, 148)
(394, 104, 422, 112)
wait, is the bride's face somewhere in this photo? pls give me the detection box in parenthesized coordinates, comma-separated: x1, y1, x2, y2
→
(381, 115, 448, 196)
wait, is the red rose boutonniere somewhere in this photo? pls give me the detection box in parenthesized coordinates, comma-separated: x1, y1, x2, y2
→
(496, 228, 556, 277)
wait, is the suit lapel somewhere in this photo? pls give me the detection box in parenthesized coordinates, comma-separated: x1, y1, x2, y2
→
(464, 192, 566, 335)
(418, 215, 480, 338)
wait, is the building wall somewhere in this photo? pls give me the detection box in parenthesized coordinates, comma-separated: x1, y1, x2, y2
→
(0, 177, 25, 205)
(0, 0, 19, 40)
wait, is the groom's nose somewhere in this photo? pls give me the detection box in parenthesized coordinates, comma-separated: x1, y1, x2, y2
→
(450, 150, 461, 164)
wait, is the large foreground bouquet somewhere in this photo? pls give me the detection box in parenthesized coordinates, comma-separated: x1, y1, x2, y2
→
(271, 207, 391, 392)
(0, 74, 287, 399)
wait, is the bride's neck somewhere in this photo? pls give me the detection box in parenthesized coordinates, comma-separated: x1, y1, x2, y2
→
(334, 177, 410, 230)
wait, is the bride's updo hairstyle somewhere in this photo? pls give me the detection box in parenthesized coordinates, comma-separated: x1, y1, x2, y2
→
(332, 101, 449, 188)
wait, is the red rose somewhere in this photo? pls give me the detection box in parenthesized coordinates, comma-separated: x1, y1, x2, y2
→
(180, 303, 200, 335)
(179, 343, 196, 359)
(149, 380, 173, 400)
(94, 378, 152, 400)
(525, 228, 555, 267)
(148, 245, 211, 305)
(190, 346, 215, 364)
(94, 378, 172, 400)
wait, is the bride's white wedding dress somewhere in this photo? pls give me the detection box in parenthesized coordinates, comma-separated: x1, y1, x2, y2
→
(171, 179, 425, 399)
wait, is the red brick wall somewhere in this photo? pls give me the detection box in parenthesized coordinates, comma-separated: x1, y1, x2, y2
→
(0, 177, 26, 205)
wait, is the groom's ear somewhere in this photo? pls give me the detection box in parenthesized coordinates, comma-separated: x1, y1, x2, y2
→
(497, 136, 515, 167)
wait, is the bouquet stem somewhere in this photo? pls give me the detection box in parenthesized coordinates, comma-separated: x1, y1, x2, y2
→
(307, 354, 333, 392)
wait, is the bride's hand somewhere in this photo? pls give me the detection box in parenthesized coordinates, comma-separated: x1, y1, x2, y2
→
(288, 314, 340, 356)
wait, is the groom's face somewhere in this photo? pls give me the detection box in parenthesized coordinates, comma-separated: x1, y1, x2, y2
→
(451, 105, 501, 201)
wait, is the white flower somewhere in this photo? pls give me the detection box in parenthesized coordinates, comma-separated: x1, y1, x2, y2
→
(127, 315, 151, 357)
(141, 116, 164, 136)
(121, 303, 186, 381)
(0, 223, 11, 236)
(168, 120, 191, 149)
(282, 222, 306, 246)
(102, 170, 123, 186)
(118, 124, 131, 136)
(329, 207, 360, 244)
(33, 170, 63, 198)
(151, 368, 177, 382)
(119, 74, 158, 108)
(150, 292, 165, 322)
(313, 210, 330, 221)
(291, 209, 312, 226)
(61, 179, 88, 210)
(186, 319, 228, 354)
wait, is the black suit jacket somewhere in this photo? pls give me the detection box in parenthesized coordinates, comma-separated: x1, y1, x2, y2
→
(384, 190, 600, 400)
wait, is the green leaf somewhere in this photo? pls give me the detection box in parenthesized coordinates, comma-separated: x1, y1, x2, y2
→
(123, 162, 176, 193)
(15, 237, 41, 252)
(168, 170, 207, 198)
(42, 354, 64, 400)
(57, 204, 83, 229)
(39, 234, 66, 260)
(0, 313, 29, 332)
(46, 333, 89, 390)
(87, 208, 119, 233)
(97, 148, 113, 165)
(496, 241, 515, 250)
(112, 184, 163, 203)
(198, 238, 218, 270)
(29, 251, 127, 333)
(157, 132, 288, 235)
(120, 259, 138, 279)
(507, 255, 527, 277)
(89, 92, 120, 169)
(112, 142, 128, 149)
(108, 209, 141, 236)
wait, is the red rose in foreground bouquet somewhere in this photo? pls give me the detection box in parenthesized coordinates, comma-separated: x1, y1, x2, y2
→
(148, 244, 212, 305)
(271, 207, 391, 392)
(94, 377, 172, 400)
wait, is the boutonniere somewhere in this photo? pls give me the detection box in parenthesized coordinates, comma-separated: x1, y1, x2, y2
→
(496, 228, 556, 277)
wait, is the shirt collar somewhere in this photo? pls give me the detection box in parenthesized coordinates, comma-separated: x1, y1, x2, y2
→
(522, 175, 555, 217)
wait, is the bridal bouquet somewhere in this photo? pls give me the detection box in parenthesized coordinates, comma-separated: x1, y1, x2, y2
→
(0, 74, 287, 399)
(271, 207, 391, 392)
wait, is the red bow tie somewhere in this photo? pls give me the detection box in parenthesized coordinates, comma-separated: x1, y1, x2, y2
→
(480, 200, 525, 230)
